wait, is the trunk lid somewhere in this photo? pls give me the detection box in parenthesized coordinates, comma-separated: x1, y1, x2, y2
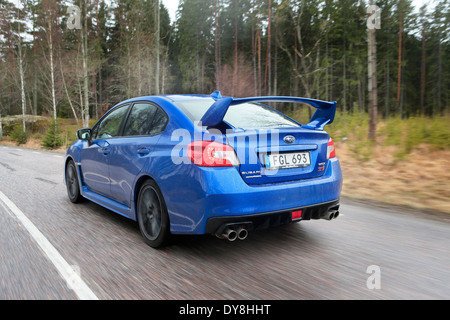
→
(198, 93, 337, 184)
(226, 128, 330, 185)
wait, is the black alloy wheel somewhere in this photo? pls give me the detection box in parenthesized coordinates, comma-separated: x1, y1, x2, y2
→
(66, 160, 83, 203)
(137, 180, 170, 248)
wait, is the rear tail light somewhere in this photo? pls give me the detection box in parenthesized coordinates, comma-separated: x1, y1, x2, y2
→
(327, 138, 336, 159)
(188, 141, 240, 167)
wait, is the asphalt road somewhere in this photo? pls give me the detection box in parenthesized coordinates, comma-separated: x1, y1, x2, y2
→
(0, 144, 449, 300)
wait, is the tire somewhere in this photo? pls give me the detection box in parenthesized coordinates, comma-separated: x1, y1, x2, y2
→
(66, 160, 83, 203)
(137, 180, 170, 248)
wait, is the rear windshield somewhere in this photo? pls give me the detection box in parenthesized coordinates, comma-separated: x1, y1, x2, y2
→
(174, 98, 300, 129)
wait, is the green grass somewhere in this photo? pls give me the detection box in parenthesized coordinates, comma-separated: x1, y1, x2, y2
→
(379, 115, 450, 159)
(289, 109, 450, 161)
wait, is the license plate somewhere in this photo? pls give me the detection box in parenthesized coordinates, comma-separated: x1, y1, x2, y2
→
(265, 152, 311, 170)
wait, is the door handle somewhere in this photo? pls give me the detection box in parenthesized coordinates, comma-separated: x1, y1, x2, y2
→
(137, 147, 150, 155)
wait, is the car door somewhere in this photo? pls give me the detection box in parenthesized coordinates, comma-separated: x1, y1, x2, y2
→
(80, 104, 130, 197)
(108, 102, 169, 207)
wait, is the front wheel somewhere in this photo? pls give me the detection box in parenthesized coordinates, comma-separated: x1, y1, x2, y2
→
(66, 160, 83, 203)
(137, 180, 170, 248)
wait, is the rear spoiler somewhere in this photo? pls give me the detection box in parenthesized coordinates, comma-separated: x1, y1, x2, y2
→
(200, 91, 337, 130)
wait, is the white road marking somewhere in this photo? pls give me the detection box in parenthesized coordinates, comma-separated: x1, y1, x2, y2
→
(0, 191, 98, 300)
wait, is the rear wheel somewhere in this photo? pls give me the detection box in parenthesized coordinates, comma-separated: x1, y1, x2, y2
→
(137, 180, 170, 248)
(66, 160, 83, 203)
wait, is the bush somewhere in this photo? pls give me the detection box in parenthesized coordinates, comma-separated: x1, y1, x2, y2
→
(10, 124, 28, 145)
(42, 120, 63, 149)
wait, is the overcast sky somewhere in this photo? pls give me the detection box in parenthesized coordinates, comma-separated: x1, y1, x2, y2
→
(161, 0, 179, 22)
(161, 0, 439, 23)
(5, 0, 440, 23)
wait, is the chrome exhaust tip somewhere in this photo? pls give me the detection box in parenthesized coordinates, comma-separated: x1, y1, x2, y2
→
(236, 226, 248, 241)
(220, 227, 237, 241)
(320, 210, 339, 220)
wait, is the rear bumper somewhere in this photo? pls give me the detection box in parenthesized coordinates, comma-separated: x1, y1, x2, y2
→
(205, 199, 340, 235)
(164, 157, 342, 234)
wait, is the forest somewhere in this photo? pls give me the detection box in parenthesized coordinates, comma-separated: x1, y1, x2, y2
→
(0, 0, 449, 136)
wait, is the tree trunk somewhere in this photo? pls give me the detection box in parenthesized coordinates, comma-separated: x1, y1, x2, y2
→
(437, 40, 442, 116)
(325, 35, 328, 101)
(48, 21, 57, 123)
(155, 0, 160, 95)
(274, 18, 278, 97)
(257, 29, 261, 96)
(343, 50, 346, 112)
(81, 0, 90, 127)
(215, 0, 222, 91)
(19, 49, 26, 133)
(58, 48, 78, 124)
(420, 28, 426, 116)
(397, 14, 402, 112)
(265, 0, 271, 95)
(252, 24, 257, 96)
(233, 8, 238, 96)
(17, 25, 26, 133)
(385, 58, 390, 118)
(368, 2, 377, 140)
(32, 1, 38, 116)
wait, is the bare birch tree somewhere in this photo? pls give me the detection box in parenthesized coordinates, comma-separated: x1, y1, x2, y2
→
(81, 0, 90, 127)
(367, 1, 378, 140)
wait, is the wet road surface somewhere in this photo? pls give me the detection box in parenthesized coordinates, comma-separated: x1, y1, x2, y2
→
(0, 145, 449, 300)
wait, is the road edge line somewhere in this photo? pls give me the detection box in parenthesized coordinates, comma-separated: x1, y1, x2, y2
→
(0, 191, 99, 300)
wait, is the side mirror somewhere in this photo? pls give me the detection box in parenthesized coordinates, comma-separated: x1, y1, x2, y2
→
(77, 128, 92, 141)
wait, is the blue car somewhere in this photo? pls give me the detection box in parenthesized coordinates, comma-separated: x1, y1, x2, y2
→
(65, 92, 342, 247)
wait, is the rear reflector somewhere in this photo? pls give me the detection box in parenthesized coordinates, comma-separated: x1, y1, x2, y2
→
(327, 137, 336, 159)
(291, 210, 303, 221)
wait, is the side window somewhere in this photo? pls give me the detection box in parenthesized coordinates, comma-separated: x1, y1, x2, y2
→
(150, 108, 168, 135)
(94, 105, 129, 139)
(123, 103, 157, 136)
(123, 103, 168, 136)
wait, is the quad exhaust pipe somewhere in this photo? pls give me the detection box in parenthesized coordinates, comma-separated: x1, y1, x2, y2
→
(216, 225, 248, 241)
(320, 210, 340, 221)
(215, 207, 340, 241)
